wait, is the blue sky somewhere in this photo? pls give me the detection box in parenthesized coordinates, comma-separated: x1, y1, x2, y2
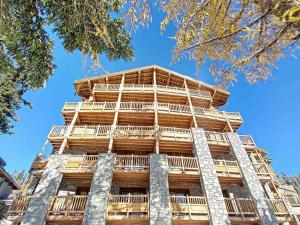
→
(0, 7, 299, 176)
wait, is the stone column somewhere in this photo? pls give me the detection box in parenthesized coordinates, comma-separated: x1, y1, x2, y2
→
(149, 154, 172, 225)
(24, 175, 39, 195)
(192, 128, 231, 225)
(82, 153, 115, 225)
(227, 132, 278, 225)
(20, 154, 68, 225)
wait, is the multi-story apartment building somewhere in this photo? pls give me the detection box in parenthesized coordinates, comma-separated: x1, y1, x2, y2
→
(5, 65, 300, 225)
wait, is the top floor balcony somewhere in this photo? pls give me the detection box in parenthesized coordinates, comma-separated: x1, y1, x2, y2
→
(92, 84, 212, 108)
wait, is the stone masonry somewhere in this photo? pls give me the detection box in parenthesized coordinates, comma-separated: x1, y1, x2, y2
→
(20, 154, 68, 225)
(227, 132, 278, 225)
(149, 154, 172, 225)
(82, 153, 115, 225)
(192, 128, 231, 225)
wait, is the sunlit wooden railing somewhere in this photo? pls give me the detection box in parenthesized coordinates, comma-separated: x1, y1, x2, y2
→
(119, 102, 154, 111)
(31, 158, 48, 171)
(157, 103, 191, 114)
(114, 155, 149, 172)
(205, 131, 229, 146)
(225, 198, 257, 220)
(268, 199, 290, 216)
(47, 196, 88, 218)
(239, 135, 256, 148)
(159, 127, 192, 141)
(286, 196, 300, 207)
(70, 125, 111, 138)
(170, 196, 209, 220)
(213, 160, 242, 177)
(167, 156, 199, 175)
(7, 196, 32, 216)
(114, 126, 155, 139)
(107, 194, 149, 220)
(64, 155, 98, 173)
(48, 126, 68, 138)
(193, 107, 243, 123)
(252, 163, 272, 178)
(93, 83, 212, 100)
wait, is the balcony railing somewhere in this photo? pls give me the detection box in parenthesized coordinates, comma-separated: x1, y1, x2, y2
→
(159, 127, 192, 142)
(64, 155, 98, 173)
(167, 156, 199, 175)
(157, 103, 191, 114)
(7, 196, 32, 217)
(268, 199, 290, 216)
(239, 135, 256, 148)
(213, 160, 242, 177)
(286, 196, 300, 207)
(47, 196, 88, 221)
(252, 163, 272, 179)
(114, 155, 149, 172)
(107, 194, 149, 220)
(114, 126, 155, 139)
(93, 83, 212, 100)
(224, 198, 257, 220)
(170, 196, 209, 220)
(205, 131, 229, 146)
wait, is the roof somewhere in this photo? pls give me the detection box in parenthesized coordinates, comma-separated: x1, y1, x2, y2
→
(74, 65, 230, 107)
(0, 166, 21, 190)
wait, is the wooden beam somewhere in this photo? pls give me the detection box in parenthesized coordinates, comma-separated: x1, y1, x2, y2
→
(184, 79, 198, 128)
(153, 69, 159, 154)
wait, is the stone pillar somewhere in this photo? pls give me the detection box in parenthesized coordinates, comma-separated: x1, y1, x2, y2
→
(82, 153, 115, 225)
(149, 154, 172, 225)
(20, 154, 68, 225)
(24, 175, 39, 195)
(227, 132, 278, 225)
(191, 128, 231, 225)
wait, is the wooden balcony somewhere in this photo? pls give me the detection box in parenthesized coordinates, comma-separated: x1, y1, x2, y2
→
(213, 160, 242, 183)
(252, 163, 273, 180)
(239, 135, 256, 149)
(268, 199, 291, 222)
(6, 196, 32, 222)
(224, 197, 258, 223)
(93, 84, 212, 107)
(30, 157, 48, 177)
(170, 196, 209, 224)
(46, 195, 88, 224)
(287, 196, 300, 215)
(107, 194, 149, 224)
(113, 155, 149, 180)
(63, 155, 98, 178)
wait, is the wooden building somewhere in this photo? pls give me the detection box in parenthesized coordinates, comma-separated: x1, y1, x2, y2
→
(5, 65, 299, 225)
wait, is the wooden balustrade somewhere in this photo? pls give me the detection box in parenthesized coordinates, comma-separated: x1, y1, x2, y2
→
(64, 155, 98, 173)
(224, 198, 257, 220)
(47, 196, 88, 221)
(114, 126, 155, 139)
(170, 195, 209, 220)
(157, 103, 191, 114)
(189, 89, 212, 99)
(194, 107, 243, 123)
(213, 160, 242, 177)
(69, 125, 111, 138)
(7, 196, 32, 216)
(114, 155, 149, 172)
(239, 135, 256, 148)
(167, 156, 199, 175)
(287, 196, 300, 206)
(107, 194, 149, 220)
(93, 84, 120, 91)
(159, 127, 192, 141)
(268, 199, 290, 215)
(48, 126, 68, 138)
(252, 163, 272, 178)
(119, 102, 154, 111)
(205, 131, 229, 146)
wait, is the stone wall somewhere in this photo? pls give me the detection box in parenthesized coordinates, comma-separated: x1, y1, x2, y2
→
(149, 154, 172, 225)
(21, 154, 68, 225)
(82, 153, 115, 225)
(192, 128, 231, 225)
(227, 132, 278, 225)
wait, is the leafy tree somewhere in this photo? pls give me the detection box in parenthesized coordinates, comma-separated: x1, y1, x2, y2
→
(160, 0, 300, 87)
(0, 0, 149, 134)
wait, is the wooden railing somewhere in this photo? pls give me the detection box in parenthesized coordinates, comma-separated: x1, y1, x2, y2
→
(268, 199, 290, 215)
(170, 196, 209, 219)
(114, 155, 149, 172)
(70, 125, 111, 138)
(157, 85, 186, 95)
(47, 196, 88, 218)
(48, 126, 68, 138)
(252, 163, 272, 178)
(64, 155, 98, 173)
(107, 194, 149, 219)
(213, 160, 241, 177)
(224, 198, 257, 220)
(114, 126, 155, 139)
(193, 107, 243, 123)
(157, 103, 191, 114)
(167, 156, 199, 174)
(31, 158, 48, 171)
(93, 84, 120, 92)
(286, 196, 300, 207)
(205, 131, 229, 146)
(123, 84, 153, 91)
(119, 102, 154, 111)
(159, 127, 192, 141)
(239, 135, 256, 148)
(7, 196, 32, 216)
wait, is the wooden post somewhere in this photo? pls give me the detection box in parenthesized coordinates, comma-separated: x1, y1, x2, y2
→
(108, 74, 125, 153)
(153, 69, 159, 154)
(58, 103, 82, 154)
(184, 79, 198, 128)
(223, 111, 234, 132)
